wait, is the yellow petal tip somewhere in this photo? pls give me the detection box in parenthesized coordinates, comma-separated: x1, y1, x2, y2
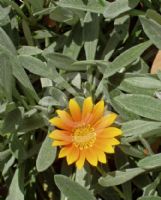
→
(48, 133, 53, 138)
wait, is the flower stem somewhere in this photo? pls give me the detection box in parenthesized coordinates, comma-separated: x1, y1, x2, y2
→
(139, 135, 154, 155)
(113, 186, 126, 200)
(96, 166, 106, 176)
(96, 166, 126, 200)
(7, 0, 28, 21)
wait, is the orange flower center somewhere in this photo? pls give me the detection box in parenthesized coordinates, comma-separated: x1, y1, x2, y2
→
(73, 125, 96, 150)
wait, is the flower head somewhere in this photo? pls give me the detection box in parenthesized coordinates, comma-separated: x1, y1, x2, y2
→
(49, 97, 122, 169)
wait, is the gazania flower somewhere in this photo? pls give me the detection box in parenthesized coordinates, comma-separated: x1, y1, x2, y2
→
(49, 97, 122, 169)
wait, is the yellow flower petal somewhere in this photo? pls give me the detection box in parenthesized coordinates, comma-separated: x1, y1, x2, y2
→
(98, 137, 120, 145)
(52, 140, 71, 146)
(67, 146, 79, 165)
(95, 141, 115, 153)
(97, 150, 107, 164)
(69, 99, 81, 121)
(49, 117, 71, 131)
(58, 146, 73, 158)
(56, 110, 75, 127)
(82, 97, 93, 122)
(85, 149, 98, 166)
(94, 113, 117, 130)
(92, 146, 107, 164)
(97, 127, 122, 138)
(49, 130, 71, 141)
(103, 145, 115, 153)
(107, 138, 120, 145)
(76, 151, 85, 169)
(89, 100, 104, 125)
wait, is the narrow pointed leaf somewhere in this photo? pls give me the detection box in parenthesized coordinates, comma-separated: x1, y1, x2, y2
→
(83, 12, 99, 60)
(99, 168, 145, 187)
(0, 27, 16, 54)
(6, 167, 24, 200)
(104, 0, 139, 19)
(138, 153, 161, 169)
(114, 94, 161, 121)
(140, 16, 161, 49)
(104, 41, 151, 78)
(138, 197, 161, 200)
(36, 135, 57, 172)
(55, 175, 96, 200)
(57, 0, 108, 14)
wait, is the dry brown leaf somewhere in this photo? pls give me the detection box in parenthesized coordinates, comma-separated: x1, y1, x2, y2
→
(150, 52, 161, 153)
(151, 50, 161, 74)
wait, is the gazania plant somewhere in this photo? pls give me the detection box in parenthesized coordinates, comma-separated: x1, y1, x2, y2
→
(2, 0, 161, 199)
(49, 97, 122, 169)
